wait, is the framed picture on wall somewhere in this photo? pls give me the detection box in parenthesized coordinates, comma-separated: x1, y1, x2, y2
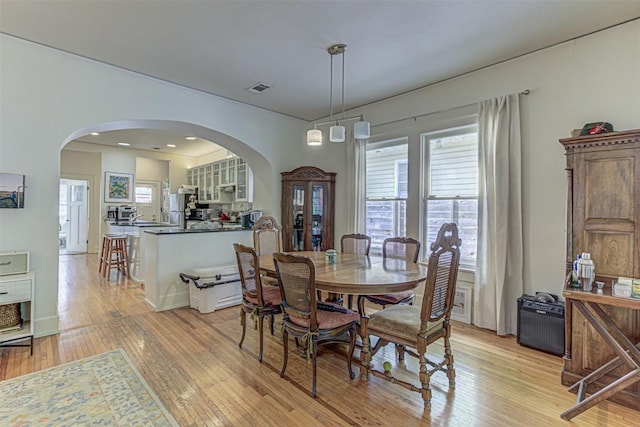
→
(0, 173, 26, 208)
(104, 172, 134, 203)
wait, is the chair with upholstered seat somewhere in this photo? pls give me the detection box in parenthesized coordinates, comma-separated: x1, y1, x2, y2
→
(340, 233, 371, 308)
(252, 216, 282, 287)
(234, 243, 282, 362)
(273, 252, 359, 397)
(359, 236, 420, 314)
(360, 223, 461, 408)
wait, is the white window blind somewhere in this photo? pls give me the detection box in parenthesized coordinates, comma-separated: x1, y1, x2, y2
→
(424, 128, 478, 270)
(366, 141, 408, 255)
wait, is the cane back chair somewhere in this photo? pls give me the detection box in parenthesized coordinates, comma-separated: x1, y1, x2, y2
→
(360, 223, 462, 407)
(273, 252, 359, 397)
(340, 233, 372, 308)
(359, 236, 421, 314)
(252, 216, 282, 286)
(234, 243, 282, 362)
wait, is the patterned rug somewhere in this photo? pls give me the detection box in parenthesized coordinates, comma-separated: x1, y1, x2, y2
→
(0, 349, 178, 426)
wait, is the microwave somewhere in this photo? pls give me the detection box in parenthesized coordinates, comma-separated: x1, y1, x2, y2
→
(117, 206, 136, 221)
(190, 209, 211, 220)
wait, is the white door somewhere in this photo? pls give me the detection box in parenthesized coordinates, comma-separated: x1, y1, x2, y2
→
(60, 179, 88, 253)
(135, 180, 161, 222)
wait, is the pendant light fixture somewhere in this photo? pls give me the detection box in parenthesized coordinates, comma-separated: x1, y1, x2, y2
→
(328, 43, 346, 143)
(306, 43, 371, 146)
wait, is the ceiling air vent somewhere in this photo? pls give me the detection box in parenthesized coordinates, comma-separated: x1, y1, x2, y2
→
(246, 82, 271, 94)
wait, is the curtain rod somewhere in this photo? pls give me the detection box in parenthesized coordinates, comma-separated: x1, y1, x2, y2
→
(371, 89, 530, 129)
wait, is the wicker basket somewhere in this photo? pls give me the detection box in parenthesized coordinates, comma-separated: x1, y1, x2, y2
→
(0, 303, 21, 331)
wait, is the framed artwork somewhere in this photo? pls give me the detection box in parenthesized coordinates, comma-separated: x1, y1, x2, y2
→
(0, 173, 26, 208)
(104, 172, 134, 203)
(451, 282, 472, 324)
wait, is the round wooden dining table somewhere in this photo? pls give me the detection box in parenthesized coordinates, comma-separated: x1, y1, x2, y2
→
(258, 251, 427, 295)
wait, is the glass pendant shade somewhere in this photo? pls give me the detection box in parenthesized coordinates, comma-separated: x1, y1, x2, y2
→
(353, 118, 370, 139)
(307, 128, 322, 146)
(329, 124, 346, 142)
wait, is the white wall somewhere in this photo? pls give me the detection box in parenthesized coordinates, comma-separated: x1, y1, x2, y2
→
(351, 20, 640, 298)
(0, 35, 323, 337)
(1, 20, 638, 337)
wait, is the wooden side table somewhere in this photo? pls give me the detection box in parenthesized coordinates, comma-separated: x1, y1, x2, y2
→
(561, 287, 640, 420)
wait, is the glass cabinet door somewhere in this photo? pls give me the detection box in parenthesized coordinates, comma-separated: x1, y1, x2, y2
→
(212, 163, 220, 201)
(236, 159, 247, 200)
(220, 161, 228, 185)
(292, 184, 305, 251)
(311, 184, 324, 251)
(204, 164, 213, 201)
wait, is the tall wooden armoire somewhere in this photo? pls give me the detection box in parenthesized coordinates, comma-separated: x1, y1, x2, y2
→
(281, 166, 335, 252)
(559, 128, 640, 409)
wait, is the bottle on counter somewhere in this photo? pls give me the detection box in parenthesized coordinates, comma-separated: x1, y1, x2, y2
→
(571, 253, 582, 288)
(577, 252, 595, 292)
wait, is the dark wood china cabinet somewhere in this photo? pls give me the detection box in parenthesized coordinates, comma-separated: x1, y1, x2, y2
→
(281, 166, 335, 252)
(559, 129, 640, 410)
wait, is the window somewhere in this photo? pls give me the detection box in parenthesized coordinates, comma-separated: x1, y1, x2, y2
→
(365, 140, 408, 255)
(423, 126, 478, 270)
(135, 186, 153, 204)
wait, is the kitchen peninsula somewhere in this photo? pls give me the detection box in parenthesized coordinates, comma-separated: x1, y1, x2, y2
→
(139, 226, 252, 312)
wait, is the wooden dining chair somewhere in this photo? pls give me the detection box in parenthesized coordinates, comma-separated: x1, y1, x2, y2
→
(234, 243, 282, 362)
(252, 216, 282, 286)
(359, 236, 421, 315)
(360, 223, 462, 408)
(340, 233, 372, 308)
(273, 252, 359, 397)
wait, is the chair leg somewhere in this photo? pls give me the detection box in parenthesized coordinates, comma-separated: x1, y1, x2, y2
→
(347, 327, 356, 379)
(269, 314, 275, 335)
(258, 315, 264, 362)
(360, 322, 370, 381)
(419, 350, 432, 408)
(280, 329, 289, 378)
(311, 338, 318, 398)
(444, 334, 456, 388)
(396, 344, 406, 362)
(239, 308, 246, 349)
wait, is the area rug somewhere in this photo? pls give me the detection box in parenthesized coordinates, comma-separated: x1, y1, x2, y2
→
(0, 349, 178, 426)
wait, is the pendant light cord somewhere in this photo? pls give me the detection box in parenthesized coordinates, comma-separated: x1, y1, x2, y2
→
(329, 53, 334, 123)
(341, 48, 345, 121)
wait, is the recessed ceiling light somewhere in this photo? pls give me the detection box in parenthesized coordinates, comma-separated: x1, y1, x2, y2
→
(185, 136, 196, 141)
(167, 144, 176, 148)
(117, 142, 130, 146)
(90, 132, 100, 136)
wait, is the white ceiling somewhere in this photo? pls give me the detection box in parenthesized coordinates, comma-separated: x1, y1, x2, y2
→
(2, 0, 639, 155)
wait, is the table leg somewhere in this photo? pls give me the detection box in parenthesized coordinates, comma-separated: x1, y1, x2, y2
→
(561, 300, 640, 420)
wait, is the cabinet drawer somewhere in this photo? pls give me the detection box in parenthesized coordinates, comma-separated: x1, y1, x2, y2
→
(0, 279, 31, 304)
(0, 252, 29, 276)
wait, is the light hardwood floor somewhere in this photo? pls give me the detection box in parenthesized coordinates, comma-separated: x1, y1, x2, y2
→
(1, 253, 639, 426)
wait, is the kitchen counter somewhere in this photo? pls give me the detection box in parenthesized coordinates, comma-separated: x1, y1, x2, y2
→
(139, 227, 253, 312)
(107, 220, 177, 228)
(143, 226, 250, 235)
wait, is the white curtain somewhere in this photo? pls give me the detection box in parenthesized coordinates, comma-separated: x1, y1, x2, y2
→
(474, 94, 523, 336)
(346, 136, 367, 233)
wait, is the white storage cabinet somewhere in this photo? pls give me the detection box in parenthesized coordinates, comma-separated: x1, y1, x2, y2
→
(0, 270, 35, 354)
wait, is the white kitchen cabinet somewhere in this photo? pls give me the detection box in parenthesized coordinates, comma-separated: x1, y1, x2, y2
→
(220, 158, 236, 186)
(235, 158, 253, 202)
(0, 271, 35, 355)
(212, 162, 221, 202)
(188, 157, 251, 203)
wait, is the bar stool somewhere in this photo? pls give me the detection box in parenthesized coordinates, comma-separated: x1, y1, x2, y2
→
(99, 234, 130, 279)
